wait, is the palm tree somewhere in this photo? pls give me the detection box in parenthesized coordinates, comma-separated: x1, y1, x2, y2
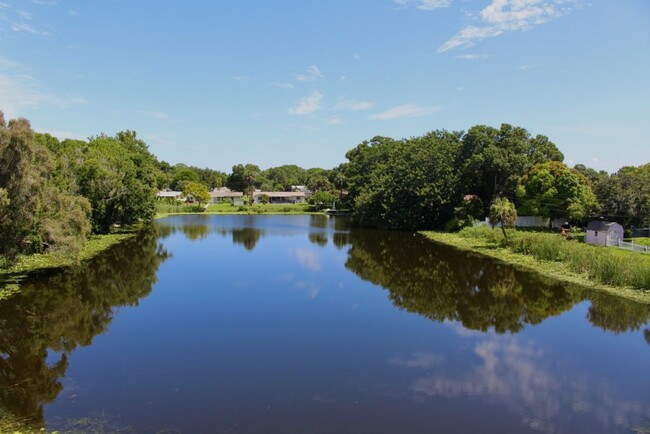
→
(489, 197, 517, 239)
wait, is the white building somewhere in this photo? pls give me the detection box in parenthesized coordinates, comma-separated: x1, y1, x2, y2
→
(585, 221, 624, 247)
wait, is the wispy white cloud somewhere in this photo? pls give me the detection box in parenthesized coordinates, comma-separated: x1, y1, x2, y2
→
(518, 63, 539, 69)
(272, 82, 295, 89)
(136, 110, 170, 120)
(10, 22, 48, 35)
(0, 71, 86, 118)
(439, 0, 583, 52)
(455, 54, 490, 60)
(394, 0, 452, 10)
(15, 9, 33, 19)
(68, 8, 79, 16)
(325, 116, 343, 126)
(288, 91, 322, 115)
(40, 129, 87, 141)
(146, 133, 177, 146)
(369, 103, 439, 120)
(335, 100, 374, 111)
(295, 65, 325, 82)
(30, 0, 57, 5)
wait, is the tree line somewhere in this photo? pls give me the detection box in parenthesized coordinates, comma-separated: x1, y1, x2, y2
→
(338, 124, 650, 231)
(2, 109, 649, 261)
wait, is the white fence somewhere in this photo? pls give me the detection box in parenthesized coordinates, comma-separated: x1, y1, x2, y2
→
(617, 240, 650, 254)
(474, 216, 551, 228)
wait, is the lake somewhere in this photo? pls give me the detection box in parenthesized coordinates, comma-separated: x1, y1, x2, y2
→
(1, 214, 649, 433)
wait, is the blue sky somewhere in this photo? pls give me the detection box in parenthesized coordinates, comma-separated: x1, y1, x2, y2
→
(1, 0, 648, 173)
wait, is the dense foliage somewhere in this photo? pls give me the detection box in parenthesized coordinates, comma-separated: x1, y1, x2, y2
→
(516, 161, 598, 221)
(0, 111, 163, 261)
(341, 124, 568, 230)
(0, 116, 91, 259)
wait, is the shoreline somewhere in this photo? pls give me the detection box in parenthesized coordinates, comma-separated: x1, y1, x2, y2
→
(420, 231, 650, 305)
(0, 232, 136, 301)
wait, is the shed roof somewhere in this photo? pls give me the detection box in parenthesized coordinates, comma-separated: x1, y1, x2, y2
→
(587, 221, 622, 231)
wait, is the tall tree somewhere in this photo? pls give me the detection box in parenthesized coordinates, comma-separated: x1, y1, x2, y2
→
(78, 132, 158, 233)
(460, 124, 564, 206)
(0, 114, 91, 258)
(348, 131, 463, 230)
(595, 164, 650, 228)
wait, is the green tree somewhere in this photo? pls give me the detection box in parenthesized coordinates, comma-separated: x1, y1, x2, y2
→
(78, 132, 158, 233)
(460, 124, 564, 206)
(489, 197, 517, 238)
(243, 165, 260, 204)
(0, 114, 91, 258)
(516, 161, 599, 221)
(170, 166, 200, 191)
(308, 191, 337, 210)
(346, 131, 463, 230)
(595, 164, 650, 228)
(183, 181, 211, 206)
(263, 164, 306, 191)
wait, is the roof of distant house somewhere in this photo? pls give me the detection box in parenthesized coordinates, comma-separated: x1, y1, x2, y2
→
(254, 191, 306, 197)
(211, 187, 243, 198)
(157, 191, 182, 197)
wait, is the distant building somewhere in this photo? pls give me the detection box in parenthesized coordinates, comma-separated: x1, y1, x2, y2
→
(585, 221, 624, 246)
(210, 187, 244, 204)
(253, 191, 306, 204)
(157, 190, 183, 200)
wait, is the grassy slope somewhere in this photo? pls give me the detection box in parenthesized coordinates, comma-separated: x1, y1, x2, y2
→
(421, 229, 650, 304)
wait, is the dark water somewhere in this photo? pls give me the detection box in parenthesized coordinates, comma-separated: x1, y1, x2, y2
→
(1, 215, 649, 433)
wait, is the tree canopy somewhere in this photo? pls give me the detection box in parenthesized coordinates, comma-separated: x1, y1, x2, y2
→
(516, 161, 599, 221)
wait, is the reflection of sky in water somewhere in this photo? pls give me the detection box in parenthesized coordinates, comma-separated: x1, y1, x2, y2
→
(10, 215, 646, 433)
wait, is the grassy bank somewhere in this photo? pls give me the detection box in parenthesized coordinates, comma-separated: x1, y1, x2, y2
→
(0, 232, 136, 301)
(157, 202, 319, 217)
(421, 227, 650, 304)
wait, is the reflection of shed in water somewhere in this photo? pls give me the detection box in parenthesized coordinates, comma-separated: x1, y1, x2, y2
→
(585, 221, 624, 247)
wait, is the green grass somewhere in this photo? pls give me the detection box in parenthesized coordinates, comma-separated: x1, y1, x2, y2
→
(421, 227, 650, 303)
(628, 237, 650, 247)
(0, 232, 136, 301)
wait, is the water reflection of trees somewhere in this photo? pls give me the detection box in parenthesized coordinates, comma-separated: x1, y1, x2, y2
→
(344, 230, 650, 335)
(0, 228, 169, 429)
(232, 228, 263, 251)
(308, 232, 328, 247)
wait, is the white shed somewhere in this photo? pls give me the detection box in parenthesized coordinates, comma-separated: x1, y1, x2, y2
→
(585, 221, 624, 247)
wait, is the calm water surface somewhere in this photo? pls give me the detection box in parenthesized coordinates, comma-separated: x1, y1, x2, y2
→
(1, 215, 649, 433)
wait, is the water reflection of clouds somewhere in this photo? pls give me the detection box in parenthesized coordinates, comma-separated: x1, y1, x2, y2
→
(269, 273, 322, 299)
(288, 248, 321, 272)
(400, 335, 650, 433)
(295, 281, 321, 299)
(389, 352, 443, 369)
